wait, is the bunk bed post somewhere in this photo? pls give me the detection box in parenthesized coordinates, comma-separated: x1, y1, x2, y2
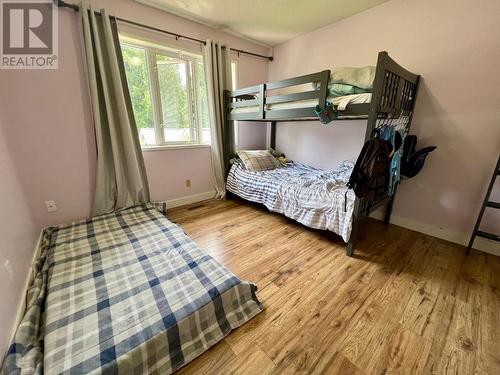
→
(384, 186, 397, 224)
(270, 121, 276, 149)
(347, 51, 420, 256)
(259, 84, 266, 119)
(223, 89, 233, 176)
(364, 51, 388, 141)
(346, 52, 389, 257)
(347, 199, 361, 256)
(225, 119, 234, 173)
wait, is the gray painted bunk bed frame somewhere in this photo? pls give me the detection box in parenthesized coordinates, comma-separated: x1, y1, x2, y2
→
(224, 51, 420, 256)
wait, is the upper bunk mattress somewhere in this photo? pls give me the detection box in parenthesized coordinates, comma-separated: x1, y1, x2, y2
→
(3, 204, 263, 375)
(227, 159, 356, 242)
(231, 92, 371, 116)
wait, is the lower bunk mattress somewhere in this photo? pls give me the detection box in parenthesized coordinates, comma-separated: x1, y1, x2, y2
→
(227, 159, 356, 242)
(3, 204, 263, 375)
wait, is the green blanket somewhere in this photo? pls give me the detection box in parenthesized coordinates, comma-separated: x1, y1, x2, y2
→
(328, 83, 371, 97)
(331, 66, 375, 89)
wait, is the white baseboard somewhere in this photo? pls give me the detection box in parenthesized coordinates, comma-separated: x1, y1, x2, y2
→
(6, 229, 44, 357)
(166, 191, 216, 209)
(370, 211, 500, 257)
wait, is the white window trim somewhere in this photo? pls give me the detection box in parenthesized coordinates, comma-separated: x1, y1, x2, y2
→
(231, 60, 239, 148)
(141, 144, 211, 152)
(120, 36, 210, 148)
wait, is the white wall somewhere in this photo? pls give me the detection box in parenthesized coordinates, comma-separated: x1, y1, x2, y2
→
(269, 0, 500, 251)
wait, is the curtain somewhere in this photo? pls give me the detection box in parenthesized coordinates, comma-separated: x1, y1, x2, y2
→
(81, 6, 150, 216)
(203, 40, 233, 199)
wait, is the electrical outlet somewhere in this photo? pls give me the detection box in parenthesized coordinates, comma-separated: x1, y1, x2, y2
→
(44, 200, 57, 212)
(4, 260, 14, 281)
(185, 179, 191, 188)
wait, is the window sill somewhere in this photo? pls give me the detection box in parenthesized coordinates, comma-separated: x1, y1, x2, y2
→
(141, 144, 211, 152)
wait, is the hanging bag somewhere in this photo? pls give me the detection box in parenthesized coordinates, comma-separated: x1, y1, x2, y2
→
(315, 102, 337, 124)
(401, 135, 437, 178)
(347, 137, 393, 202)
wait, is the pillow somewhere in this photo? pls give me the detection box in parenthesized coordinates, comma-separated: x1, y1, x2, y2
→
(237, 150, 281, 172)
(313, 66, 376, 90)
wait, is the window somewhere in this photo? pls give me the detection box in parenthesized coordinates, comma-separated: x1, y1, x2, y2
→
(121, 39, 210, 147)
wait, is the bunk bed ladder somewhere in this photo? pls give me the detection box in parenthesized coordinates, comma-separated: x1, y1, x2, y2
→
(466, 153, 500, 255)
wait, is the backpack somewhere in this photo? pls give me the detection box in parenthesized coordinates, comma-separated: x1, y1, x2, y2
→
(347, 137, 392, 202)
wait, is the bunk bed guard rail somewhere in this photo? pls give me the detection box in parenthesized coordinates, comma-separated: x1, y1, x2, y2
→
(225, 70, 331, 121)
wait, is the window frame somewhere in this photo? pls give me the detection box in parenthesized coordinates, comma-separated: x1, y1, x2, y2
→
(120, 37, 209, 149)
(231, 60, 238, 148)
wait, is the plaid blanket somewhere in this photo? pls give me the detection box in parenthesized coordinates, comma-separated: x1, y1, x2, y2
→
(2, 204, 262, 375)
(227, 160, 356, 242)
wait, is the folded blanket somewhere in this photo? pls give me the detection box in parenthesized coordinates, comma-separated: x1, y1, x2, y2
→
(331, 66, 376, 89)
(329, 83, 371, 97)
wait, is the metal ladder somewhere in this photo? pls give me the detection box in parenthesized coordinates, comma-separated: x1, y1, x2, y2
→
(466, 153, 500, 254)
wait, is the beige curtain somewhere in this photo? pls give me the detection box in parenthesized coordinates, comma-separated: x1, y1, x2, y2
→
(203, 40, 233, 199)
(81, 6, 150, 216)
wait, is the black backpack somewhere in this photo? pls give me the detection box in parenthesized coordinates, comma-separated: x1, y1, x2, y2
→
(347, 137, 392, 202)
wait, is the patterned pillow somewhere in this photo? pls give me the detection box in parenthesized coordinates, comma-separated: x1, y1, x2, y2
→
(237, 150, 281, 172)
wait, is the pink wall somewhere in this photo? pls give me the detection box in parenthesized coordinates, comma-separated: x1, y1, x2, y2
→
(143, 147, 213, 201)
(0, 11, 96, 228)
(268, 0, 500, 242)
(0, 123, 38, 358)
(0, 0, 269, 229)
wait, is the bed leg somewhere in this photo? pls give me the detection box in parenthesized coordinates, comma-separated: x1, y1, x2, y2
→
(347, 216, 359, 256)
(384, 197, 394, 224)
(384, 186, 397, 224)
(347, 199, 362, 256)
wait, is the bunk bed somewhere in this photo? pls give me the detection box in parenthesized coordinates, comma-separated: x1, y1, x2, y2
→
(223, 51, 420, 256)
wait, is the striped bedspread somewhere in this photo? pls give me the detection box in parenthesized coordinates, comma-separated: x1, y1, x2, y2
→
(2, 204, 262, 375)
(227, 160, 356, 242)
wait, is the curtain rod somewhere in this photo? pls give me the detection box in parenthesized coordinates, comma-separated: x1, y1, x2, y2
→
(55, 0, 274, 61)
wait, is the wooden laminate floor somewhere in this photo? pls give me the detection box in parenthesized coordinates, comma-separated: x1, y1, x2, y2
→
(168, 198, 500, 375)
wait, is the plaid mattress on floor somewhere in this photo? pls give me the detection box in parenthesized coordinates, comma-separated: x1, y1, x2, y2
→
(2, 204, 262, 375)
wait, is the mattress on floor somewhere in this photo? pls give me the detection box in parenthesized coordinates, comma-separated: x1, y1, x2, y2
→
(3, 204, 262, 375)
(231, 92, 371, 115)
(227, 159, 356, 242)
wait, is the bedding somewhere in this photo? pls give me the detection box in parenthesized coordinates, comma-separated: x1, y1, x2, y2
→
(227, 159, 356, 242)
(328, 83, 371, 97)
(310, 66, 375, 90)
(231, 92, 372, 115)
(329, 66, 376, 89)
(2, 204, 262, 375)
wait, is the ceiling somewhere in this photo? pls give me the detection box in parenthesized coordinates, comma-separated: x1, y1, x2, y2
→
(136, 0, 388, 47)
